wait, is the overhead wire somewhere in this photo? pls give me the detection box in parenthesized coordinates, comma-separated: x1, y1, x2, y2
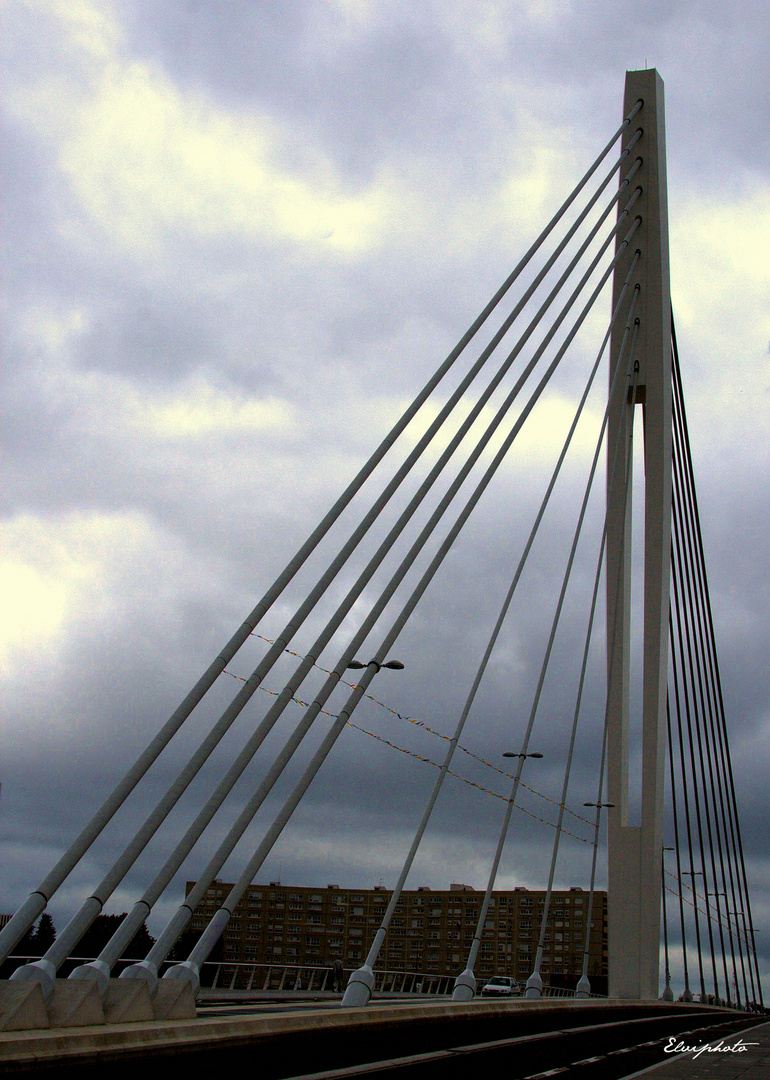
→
(339, 254, 643, 1002)
(529, 313, 640, 995)
(161, 201, 644, 989)
(0, 95, 646, 971)
(63, 158, 649, 983)
(456, 269, 640, 995)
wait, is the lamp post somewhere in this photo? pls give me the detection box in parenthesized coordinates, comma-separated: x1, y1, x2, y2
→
(660, 847, 675, 1001)
(452, 752, 544, 1003)
(708, 892, 735, 1008)
(574, 802, 615, 1000)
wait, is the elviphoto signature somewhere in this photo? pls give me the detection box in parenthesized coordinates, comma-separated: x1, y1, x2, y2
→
(663, 1036, 759, 1059)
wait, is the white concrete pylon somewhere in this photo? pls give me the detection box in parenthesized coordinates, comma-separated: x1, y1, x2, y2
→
(606, 68, 673, 1001)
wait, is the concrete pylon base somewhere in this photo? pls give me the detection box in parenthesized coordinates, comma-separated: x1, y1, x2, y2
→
(0, 976, 196, 1029)
(103, 980, 155, 1024)
(451, 969, 476, 1002)
(0, 981, 49, 1031)
(48, 980, 105, 1028)
(152, 979, 196, 1020)
(341, 965, 375, 1007)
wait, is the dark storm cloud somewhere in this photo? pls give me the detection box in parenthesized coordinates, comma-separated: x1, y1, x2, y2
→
(2, 0, 769, 995)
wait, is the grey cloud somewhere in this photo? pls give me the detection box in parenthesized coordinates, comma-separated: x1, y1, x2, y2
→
(2, 0, 768, 994)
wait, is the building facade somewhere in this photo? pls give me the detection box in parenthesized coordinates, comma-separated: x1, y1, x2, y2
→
(186, 881, 607, 984)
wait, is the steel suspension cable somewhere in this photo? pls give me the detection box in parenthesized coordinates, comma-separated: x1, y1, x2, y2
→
(456, 301, 639, 1001)
(341, 269, 642, 1006)
(671, 373, 736, 1004)
(578, 727, 609, 997)
(671, 327, 757, 1007)
(665, 695, 693, 1000)
(672, 459, 728, 1001)
(61, 193, 650, 991)
(0, 97, 646, 969)
(29, 176, 648, 993)
(526, 327, 641, 998)
(159, 226, 643, 992)
(66, 169, 644, 986)
(669, 575, 710, 1001)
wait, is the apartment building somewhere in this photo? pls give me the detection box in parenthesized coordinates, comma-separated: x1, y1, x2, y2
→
(186, 881, 607, 983)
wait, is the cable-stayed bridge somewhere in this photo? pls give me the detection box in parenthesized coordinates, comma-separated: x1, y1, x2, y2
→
(0, 68, 764, 1072)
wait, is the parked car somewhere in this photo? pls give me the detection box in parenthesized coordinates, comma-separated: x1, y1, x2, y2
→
(480, 975, 520, 996)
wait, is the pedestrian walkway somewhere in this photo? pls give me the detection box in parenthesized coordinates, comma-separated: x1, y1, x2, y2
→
(633, 1020, 770, 1079)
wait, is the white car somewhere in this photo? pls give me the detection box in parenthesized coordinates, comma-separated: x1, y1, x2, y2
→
(480, 975, 520, 996)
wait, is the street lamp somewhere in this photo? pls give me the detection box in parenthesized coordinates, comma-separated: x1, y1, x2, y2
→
(346, 658, 404, 671)
(583, 801, 615, 808)
(503, 751, 543, 759)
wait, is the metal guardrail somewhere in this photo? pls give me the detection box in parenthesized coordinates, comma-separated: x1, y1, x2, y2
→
(200, 960, 456, 995)
(4, 954, 604, 998)
(196, 960, 605, 998)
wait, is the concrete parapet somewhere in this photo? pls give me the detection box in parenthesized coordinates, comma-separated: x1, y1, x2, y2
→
(152, 979, 196, 1020)
(0, 981, 49, 1031)
(103, 980, 154, 1025)
(0, 975, 198, 1032)
(47, 980, 104, 1028)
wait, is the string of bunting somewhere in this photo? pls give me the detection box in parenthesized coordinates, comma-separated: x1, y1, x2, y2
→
(224, 657, 751, 942)
(243, 633, 596, 828)
(664, 869, 749, 942)
(663, 883, 748, 944)
(221, 662, 594, 844)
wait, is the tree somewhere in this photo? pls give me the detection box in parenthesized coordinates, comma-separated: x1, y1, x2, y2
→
(17, 913, 57, 955)
(34, 913, 56, 953)
(75, 914, 155, 961)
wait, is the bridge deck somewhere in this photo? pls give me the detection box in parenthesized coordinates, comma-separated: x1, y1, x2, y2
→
(0, 998, 760, 1077)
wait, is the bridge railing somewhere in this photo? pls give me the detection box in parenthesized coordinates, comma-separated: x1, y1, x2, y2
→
(201, 960, 456, 995)
(196, 960, 605, 998)
(6, 953, 605, 999)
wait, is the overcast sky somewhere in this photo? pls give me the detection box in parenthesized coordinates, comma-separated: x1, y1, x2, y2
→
(2, 0, 769, 1001)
